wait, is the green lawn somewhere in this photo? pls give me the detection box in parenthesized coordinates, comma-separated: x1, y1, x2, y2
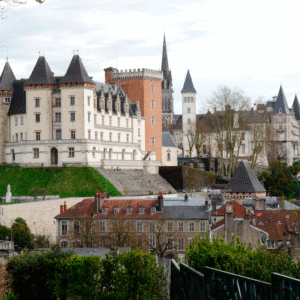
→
(0, 166, 122, 198)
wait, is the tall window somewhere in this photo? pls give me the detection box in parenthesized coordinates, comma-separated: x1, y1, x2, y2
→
(88, 130, 91, 140)
(189, 222, 195, 232)
(15, 134, 18, 142)
(88, 96, 91, 106)
(122, 149, 125, 160)
(94, 114, 97, 124)
(178, 222, 184, 232)
(138, 206, 144, 214)
(167, 238, 174, 250)
(95, 132, 98, 140)
(126, 119, 129, 128)
(70, 112, 75, 122)
(102, 115, 105, 125)
(55, 98, 61, 107)
(151, 116, 155, 124)
(20, 116, 24, 125)
(74, 221, 80, 235)
(150, 85, 155, 93)
(126, 134, 129, 143)
(15, 117, 18, 126)
(149, 235, 156, 248)
(36, 132, 41, 141)
(118, 117, 120, 127)
(109, 149, 112, 159)
(109, 133, 112, 142)
(178, 238, 184, 251)
(35, 98, 40, 107)
(69, 147, 74, 158)
(167, 152, 171, 161)
(138, 128, 140, 137)
(55, 113, 61, 122)
(151, 137, 155, 146)
(150, 221, 155, 232)
(137, 221, 143, 232)
(151, 99, 155, 108)
(71, 131, 76, 140)
(70, 96, 75, 106)
(168, 221, 173, 232)
(200, 222, 206, 232)
(61, 221, 68, 235)
(101, 132, 103, 141)
(11, 150, 15, 161)
(33, 148, 39, 159)
(118, 133, 121, 142)
(20, 133, 23, 141)
(109, 116, 112, 126)
(88, 112, 91, 122)
(35, 114, 40, 123)
(92, 147, 96, 158)
(100, 221, 106, 231)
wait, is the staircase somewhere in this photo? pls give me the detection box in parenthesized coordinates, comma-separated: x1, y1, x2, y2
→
(94, 168, 177, 196)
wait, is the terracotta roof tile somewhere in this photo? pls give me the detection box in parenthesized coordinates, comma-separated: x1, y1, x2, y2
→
(211, 201, 252, 219)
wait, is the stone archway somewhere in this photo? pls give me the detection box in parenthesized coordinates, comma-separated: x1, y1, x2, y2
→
(51, 148, 58, 165)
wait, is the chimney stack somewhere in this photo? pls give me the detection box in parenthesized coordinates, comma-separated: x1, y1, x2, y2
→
(184, 193, 188, 202)
(226, 201, 233, 214)
(205, 197, 209, 211)
(60, 205, 64, 214)
(158, 191, 164, 211)
(252, 214, 256, 226)
(63, 201, 67, 212)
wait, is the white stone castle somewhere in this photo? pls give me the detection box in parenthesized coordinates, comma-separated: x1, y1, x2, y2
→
(0, 55, 161, 173)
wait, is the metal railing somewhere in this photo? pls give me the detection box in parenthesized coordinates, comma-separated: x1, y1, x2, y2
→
(170, 260, 300, 300)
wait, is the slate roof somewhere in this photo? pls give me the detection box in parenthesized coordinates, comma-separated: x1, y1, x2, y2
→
(59, 54, 94, 84)
(162, 206, 210, 220)
(226, 160, 266, 193)
(0, 61, 16, 91)
(25, 56, 56, 85)
(7, 80, 26, 115)
(274, 86, 290, 114)
(293, 95, 300, 120)
(181, 70, 196, 93)
(162, 131, 176, 147)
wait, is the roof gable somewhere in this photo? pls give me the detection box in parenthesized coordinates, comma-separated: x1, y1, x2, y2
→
(226, 161, 266, 193)
(59, 55, 94, 84)
(0, 61, 16, 91)
(162, 131, 176, 147)
(25, 56, 56, 85)
(181, 70, 196, 93)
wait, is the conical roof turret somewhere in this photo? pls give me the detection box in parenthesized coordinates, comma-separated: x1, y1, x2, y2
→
(59, 54, 94, 84)
(293, 94, 300, 120)
(274, 85, 290, 114)
(0, 61, 16, 91)
(181, 70, 196, 93)
(25, 56, 55, 85)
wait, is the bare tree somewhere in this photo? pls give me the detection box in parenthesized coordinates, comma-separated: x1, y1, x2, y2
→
(185, 123, 196, 158)
(194, 118, 209, 158)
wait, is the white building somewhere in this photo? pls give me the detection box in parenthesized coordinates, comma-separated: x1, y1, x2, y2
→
(0, 55, 161, 173)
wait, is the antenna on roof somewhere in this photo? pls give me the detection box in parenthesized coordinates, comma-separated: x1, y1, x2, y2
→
(38, 51, 40, 57)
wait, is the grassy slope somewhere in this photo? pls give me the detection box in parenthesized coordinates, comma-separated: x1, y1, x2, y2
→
(0, 166, 122, 198)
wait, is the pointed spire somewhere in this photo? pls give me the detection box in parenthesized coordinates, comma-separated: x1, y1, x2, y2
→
(181, 70, 196, 93)
(26, 56, 55, 85)
(0, 61, 16, 91)
(161, 33, 169, 72)
(293, 94, 300, 120)
(226, 160, 266, 193)
(59, 54, 94, 84)
(274, 85, 290, 114)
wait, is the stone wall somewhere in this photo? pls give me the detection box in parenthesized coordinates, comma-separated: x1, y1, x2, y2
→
(0, 197, 85, 243)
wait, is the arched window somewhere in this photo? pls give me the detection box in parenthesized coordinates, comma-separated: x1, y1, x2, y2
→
(188, 118, 191, 124)
(187, 108, 191, 113)
(167, 152, 171, 161)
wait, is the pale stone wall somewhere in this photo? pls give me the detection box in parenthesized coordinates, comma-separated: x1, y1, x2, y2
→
(0, 197, 85, 243)
(162, 146, 177, 166)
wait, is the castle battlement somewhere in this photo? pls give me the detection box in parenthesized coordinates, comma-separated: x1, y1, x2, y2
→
(112, 68, 163, 81)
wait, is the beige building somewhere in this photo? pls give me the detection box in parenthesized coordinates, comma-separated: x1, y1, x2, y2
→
(162, 131, 177, 166)
(0, 55, 161, 173)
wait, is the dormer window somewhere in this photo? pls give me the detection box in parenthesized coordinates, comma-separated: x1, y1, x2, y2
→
(102, 207, 107, 214)
(114, 207, 119, 214)
(139, 206, 144, 214)
(126, 206, 132, 214)
(151, 206, 156, 214)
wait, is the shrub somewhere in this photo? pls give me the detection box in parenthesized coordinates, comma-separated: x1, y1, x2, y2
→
(6, 248, 74, 300)
(185, 234, 300, 283)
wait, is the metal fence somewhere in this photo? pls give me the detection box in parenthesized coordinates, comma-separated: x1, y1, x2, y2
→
(170, 260, 300, 300)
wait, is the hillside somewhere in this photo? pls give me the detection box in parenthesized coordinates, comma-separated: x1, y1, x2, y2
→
(0, 166, 122, 198)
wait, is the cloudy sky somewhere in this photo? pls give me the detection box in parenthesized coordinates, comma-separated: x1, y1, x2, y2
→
(1, 0, 300, 114)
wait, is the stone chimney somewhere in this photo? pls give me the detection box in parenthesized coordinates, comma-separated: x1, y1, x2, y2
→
(226, 201, 233, 214)
(254, 197, 266, 210)
(224, 212, 234, 243)
(184, 193, 188, 202)
(242, 214, 251, 244)
(95, 190, 106, 213)
(63, 201, 67, 212)
(158, 191, 164, 211)
(60, 205, 64, 214)
(252, 214, 256, 226)
(205, 198, 209, 211)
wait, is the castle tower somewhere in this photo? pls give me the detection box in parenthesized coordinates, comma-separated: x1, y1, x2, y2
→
(181, 70, 197, 157)
(161, 34, 174, 126)
(292, 94, 300, 121)
(0, 60, 16, 164)
(59, 54, 95, 141)
(104, 67, 163, 162)
(24, 56, 56, 142)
